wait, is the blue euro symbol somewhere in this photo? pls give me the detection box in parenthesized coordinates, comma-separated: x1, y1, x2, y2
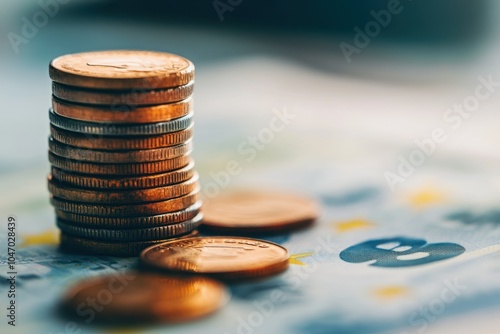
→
(340, 236, 465, 267)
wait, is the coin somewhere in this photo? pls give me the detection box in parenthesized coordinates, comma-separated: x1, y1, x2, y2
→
(49, 109, 193, 136)
(60, 230, 199, 257)
(49, 50, 195, 90)
(48, 137, 192, 163)
(49, 152, 191, 175)
(48, 173, 198, 203)
(57, 213, 202, 241)
(52, 96, 193, 123)
(51, 187, 199, 216)
(61, 273, 227, 324)
(201, 190, 319, 234)
(50, 124, 193, 150)
(53, 81, 193, 105)
(50, 124, 193, 151)
(54, 201, 202, 228)
(140, 236, 289, 280)
(50, 163, 195, 189)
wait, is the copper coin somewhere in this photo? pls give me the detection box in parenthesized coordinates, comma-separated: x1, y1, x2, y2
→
(50, 163, 194, 189)
(52, 96, 192, 123)
(48, 152, 191, 175)
(61, 272, 227, 325)
(50, 187, 199, 216)
(48, 137, 192, 163)
(60, 230, 199, 257)
(48, 174, 199, 204)
(50, 50, 195, 90)
(52, 81, 193, 106)
(141, 236, 289, 280)
(54, 201, 202, 228)
(201, 190, 319, 234)
(50, 124, 193, 150)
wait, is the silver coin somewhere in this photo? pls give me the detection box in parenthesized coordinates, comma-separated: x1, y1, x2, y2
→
(56, 213, 202, 241)
(54, 201, 202, 228)
(49, 109, 193, 136)
(48, 136, 193, 163)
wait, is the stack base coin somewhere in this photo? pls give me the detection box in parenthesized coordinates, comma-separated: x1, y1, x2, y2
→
(60, 230, 199, 257)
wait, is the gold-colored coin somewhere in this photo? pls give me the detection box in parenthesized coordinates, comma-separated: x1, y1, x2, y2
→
(202, 190, 319, 234)
(141, 236, 289, 280)
(50, 163, 195, 189)
(49, 50, 194, 89)
(61, 272, 227, 324)
(48, 174, 199, 204)
(48, 152, 191, 175)
(60, 230, 199, 257)
(49, 137, 192, 163)
(51, 187, 199, 216)
(52, 81, 193, 105)
(50, 124, 193, 150)
(52, 96, 192, 123)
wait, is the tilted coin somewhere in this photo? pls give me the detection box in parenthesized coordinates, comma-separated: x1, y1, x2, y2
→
(52, 96, 192, 123)
(60, 230, 199, 257)
(51, 187, 199, 216)
(202, 190, 319, 234)
(48, 173, 199, 204)
(50, 50, 195, 90)
(57, 213, 202, 241)
(49, 109, 193, 136)
(50, 124, 193, 150)
(61, 273, 227, 324)
(140, 236, 289, 280)
(49, 152, 191, 175)
(48, 136, 192, 163)
(52, 81, 193, 105)
(50, 163, 195, 189)
(54, 201, 202, 228)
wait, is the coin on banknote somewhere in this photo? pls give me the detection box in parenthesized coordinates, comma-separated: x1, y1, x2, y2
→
(52, 96, 192, 123)
(60, 230, 199, 256)
(61, 273, 227, 324)
(50, 125, 193, 150)
(140, 236, 289, 280)
(50, 50, 195, 89)
(202, 190, 319, 234)
(53, 81, 193, 105)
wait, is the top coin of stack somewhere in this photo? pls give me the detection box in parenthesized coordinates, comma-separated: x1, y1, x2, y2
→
(47, 50, 201, 256)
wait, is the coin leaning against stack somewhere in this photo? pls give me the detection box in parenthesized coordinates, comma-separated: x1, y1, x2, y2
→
(47, 50, 201, 256)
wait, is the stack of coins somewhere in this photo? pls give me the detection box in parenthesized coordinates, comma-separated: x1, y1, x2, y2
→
(47, 50, 201, 256)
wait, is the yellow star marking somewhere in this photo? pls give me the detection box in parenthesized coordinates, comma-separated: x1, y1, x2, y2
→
(372, 285, 410, 299)
(408, 187, 446, 208)
(20, 230, 59, 247)
(334, 219, 374, 233)
(288, 252, 315, 265)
